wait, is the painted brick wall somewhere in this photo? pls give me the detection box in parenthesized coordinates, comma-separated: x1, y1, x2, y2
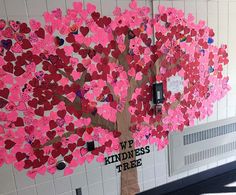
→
(1, 0, 236, 195)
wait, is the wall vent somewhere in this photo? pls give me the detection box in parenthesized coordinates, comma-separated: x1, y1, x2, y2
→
(183, 123, 236, 145)
(168, 117, 236, 176)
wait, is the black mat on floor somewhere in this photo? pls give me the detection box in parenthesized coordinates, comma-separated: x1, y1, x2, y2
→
(138, 161, 236, 195)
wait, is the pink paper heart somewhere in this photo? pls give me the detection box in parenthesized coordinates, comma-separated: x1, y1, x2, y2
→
(38, 166, 47, 175)
(0, 125, 4, 134)
(86, 3, 96, 14)
(27, 170, 37, 180)
(83, 132, 92, 142)
(64, 46, 73, 56)
(135, 72, 142, 81)
(64, 167, 73, 176)
(11, 43, 23, 53)
(80, 147, 88, 156)
(29, 19, 41, 31)
(86, 154, 94, 163)
(96, 154, 105, 163)
(129, 0, 137, 9)
(77, 156, 85, 165)
(0, 57, 5, 66)
(66, 92, 76, 102)
(47, 166, 56, 175)
(9, 20, 20, 32)
(69, 159, 79, 167)
(118, 44, 126, 53)
(14, 161, 24, 171)
(2, 27, 14, 38)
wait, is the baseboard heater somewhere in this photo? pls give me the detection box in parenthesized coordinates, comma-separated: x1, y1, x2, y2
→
(168, 117, 236, 176)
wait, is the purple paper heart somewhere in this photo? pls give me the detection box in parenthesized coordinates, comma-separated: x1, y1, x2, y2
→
(1, 39, 12, 50)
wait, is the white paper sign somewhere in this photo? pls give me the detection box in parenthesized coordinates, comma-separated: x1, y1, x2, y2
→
(167, 74, 184, 94)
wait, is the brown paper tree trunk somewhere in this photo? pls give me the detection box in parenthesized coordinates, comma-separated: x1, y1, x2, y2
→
(117, 97, 140, 195)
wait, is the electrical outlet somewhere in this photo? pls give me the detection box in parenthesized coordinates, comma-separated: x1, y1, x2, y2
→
(87, 141, 95, 151)
(75, 188, 82, 195)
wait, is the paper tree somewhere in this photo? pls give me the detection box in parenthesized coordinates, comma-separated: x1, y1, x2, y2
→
(0, 0, 230, 194)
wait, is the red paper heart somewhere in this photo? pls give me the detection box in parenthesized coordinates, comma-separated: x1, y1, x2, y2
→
(68, 143, 76, 152)
(91, 12, 100, 21)
(77, 138, 85, 146)
(80, 26, 89, 36)
(32, 159, 41, 168)
(91, 148, 99, 155)
(111, 49, 120, 58)
(59, 147, 69, 156)
(14, 117, 24, 126)
(40, 155, 49, 165)
(49, 120, 58, 130)
(191, 29, 197, 37)
(51, 149, 60, 158)
(34, 150, 44, 158)
(184, 27, 190, 34)
(96, 18, 105, 28)
(22, 50, 33, 61)
(0, 88, 9, 99)
(98, 145, 106, 154)
(53, 141, 62, 149)
(102, 16, 111, 26)
(113, 131, 121, 138)
(21, 39, 32, 49)
(24, 160, 33, 169)
(32, 55, 42, 65)
(78, 49, 88, 58)
(35, 28, 45, 39)
(31, 139, 41, 148)
(65, 33, 75, 43)
(49, 55, 59, 65)
(28, 98, 38, 108)
(209, 29, 215, 37)
(64, 154, 73, 163)
(5, 139, 16, 149)
(35, 107, 44, 116)
(25, 125, 34, 134)
(94, 44, 103, 53)
(14, 66, 25, 76)
(109, 100, 117, 108)
(43, 101, 53, 111)
(46, 130, 56, 140)
(77, 128, 85, 137)
(66, 123, 74, 132)
(0, 98, 8, 109)
(4, 51, 15, 62)
(0, 19, 6, 30)
(72, 43, 81, 52)
(16, 56, 26, 66)
(195, 111, 200, 118)
(57, 110, 66, 118)
(86, 127, 93, 134)
(105, 140, 112, 147)
(19, 23, 31, 34)
(16, 152, 27, 161)
(161, 14, 167, 22)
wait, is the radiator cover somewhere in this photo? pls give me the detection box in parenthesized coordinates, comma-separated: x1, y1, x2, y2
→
(168, 117, 236, 176)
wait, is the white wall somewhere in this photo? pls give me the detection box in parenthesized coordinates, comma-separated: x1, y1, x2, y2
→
(1, 0, 236, 195)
